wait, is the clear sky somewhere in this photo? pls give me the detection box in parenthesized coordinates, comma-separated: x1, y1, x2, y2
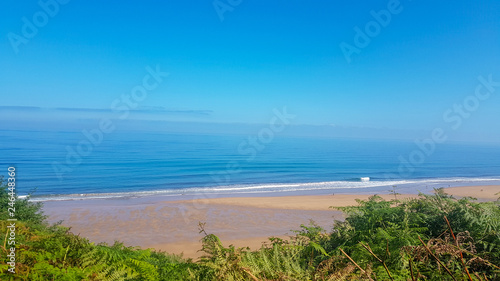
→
(1, 1, 499, 142)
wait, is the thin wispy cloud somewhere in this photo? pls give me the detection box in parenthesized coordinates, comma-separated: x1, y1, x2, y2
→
(0, 106, 213, 116)
(0, 106, 43, 111)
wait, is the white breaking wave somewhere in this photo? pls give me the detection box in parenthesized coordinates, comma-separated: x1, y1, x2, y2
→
(28, 176, 500, 202)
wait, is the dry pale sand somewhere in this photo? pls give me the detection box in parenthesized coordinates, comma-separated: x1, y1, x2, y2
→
(442, 185, 500, 200)
(42, 185, 499, 259)
(176, 193, 415, 211)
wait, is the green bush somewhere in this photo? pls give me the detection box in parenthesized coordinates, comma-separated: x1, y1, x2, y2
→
(0, 176, 46, 227)
(0, 177, 196, 280)
(327, 189, 500, 280)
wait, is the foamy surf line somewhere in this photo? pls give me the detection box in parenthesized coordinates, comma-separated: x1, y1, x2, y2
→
(29, 177, 500, 202)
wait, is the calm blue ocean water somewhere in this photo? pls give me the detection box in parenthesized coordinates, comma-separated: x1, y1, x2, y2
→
(1, 129, 499, 201)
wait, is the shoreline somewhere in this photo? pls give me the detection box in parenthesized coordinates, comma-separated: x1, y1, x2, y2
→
(42, 185, 499, 259)
(30, 177, 500, 202)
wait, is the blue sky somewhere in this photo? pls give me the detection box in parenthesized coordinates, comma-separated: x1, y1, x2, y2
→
(1, 0, 499, 141)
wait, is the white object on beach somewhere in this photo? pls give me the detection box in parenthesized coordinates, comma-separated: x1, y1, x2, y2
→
(360, 177, 370, 182)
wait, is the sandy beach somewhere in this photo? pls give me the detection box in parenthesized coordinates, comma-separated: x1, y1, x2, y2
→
(42, 185, 499, 259)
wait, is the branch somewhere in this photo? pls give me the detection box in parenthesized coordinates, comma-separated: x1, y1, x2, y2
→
(241, 267, 260, 281)
(418, 236, 457, 281)
(360, 243, 394, 281)
(339, 248, 366, 275)
(444, 216, 473, 281)
(409, 258, 416, 281)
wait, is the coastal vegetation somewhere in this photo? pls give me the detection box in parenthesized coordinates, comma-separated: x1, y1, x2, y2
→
(1, 177, 500, 280)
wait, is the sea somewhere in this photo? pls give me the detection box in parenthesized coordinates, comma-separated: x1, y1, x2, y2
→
(1, 129, 500, 201)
